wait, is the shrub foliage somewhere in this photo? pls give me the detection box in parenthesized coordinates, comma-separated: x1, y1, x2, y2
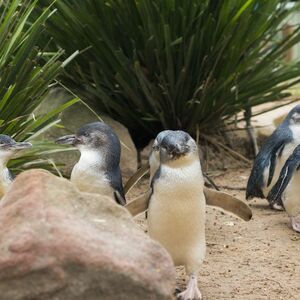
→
(0, 0, 77, 171)
(46, 0, 300, 146)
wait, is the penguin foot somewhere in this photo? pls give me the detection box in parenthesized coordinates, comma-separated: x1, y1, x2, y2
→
(177, 274, 202, 300)
(291, 217, 300, 233)
(271, 203, 284, 211)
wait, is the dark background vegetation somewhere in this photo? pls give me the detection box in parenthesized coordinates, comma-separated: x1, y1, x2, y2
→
(2, 0, 300, 170)
(43, 0, 300, 148)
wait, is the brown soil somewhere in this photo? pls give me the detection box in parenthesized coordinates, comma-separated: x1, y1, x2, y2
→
(127, 168, 300, 300)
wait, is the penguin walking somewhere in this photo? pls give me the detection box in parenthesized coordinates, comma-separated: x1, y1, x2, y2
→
(246, 104, 300, 209)
(56, 122, 126, 205)
(268, 144, 300, 232)
(147, 130, 205, 300)
(0, 135, 32, 197)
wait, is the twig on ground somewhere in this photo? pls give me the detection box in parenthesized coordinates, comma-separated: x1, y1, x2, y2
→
(201, 134, 251, 165)
(244, 107, 259, 156)
(203, 173, 219, 190)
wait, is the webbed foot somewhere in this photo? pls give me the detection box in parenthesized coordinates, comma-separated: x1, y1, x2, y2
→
(291, 217, 300, 233)
(177, 274, 201, 300)
(271, 203, 284, 211)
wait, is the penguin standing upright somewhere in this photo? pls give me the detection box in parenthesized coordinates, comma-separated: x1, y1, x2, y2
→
(0, 135, 32, 197)
(56, 122, 125, 205)
(147, 131, 205, 300)
(246, 104, 300, 209)
(268, 144, 300, 232)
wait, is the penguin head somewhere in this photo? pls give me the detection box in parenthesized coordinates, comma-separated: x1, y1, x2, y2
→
(0, 134, 32, 161)
(285, 104, 300, 125)
(56, 122, 119, 152)
(152, 130, 173, 152)
(159, 130, 198, 165)
(289, 105, 300, 125)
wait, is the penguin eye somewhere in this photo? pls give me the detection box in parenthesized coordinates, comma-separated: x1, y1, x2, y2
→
(292, 113, 300, 123)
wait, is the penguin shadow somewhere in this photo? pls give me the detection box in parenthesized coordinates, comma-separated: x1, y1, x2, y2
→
(248, 200, 294, 232)
(248, 200, 284, 215)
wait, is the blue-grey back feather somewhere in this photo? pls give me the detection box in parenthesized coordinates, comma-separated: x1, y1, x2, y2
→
(8, 169, 15, 181)
(107, 167, 125, 199)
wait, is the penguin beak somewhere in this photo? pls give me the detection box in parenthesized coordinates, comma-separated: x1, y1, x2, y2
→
(169, 144, 190, 157)
(161, 144, 190, 161)
(56, 135, 81, 145)
(12, 141, 32, 150)
(0, 141, 32, 151)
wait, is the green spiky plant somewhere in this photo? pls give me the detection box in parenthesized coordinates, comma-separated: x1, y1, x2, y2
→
(0, 0, 78, 173)
(44, 0, 300, 147)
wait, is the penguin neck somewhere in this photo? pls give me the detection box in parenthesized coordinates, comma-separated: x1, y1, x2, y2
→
(289, 123, 300, 141)
(160, 156, 203, 182)
(0, 159, 12, 197)
(163, 153, 200, 170)
(0, 154, 12, 179)
(0, 151, 13, 168)
(77, 148, 107, 171)
(0, 160, 8, 170)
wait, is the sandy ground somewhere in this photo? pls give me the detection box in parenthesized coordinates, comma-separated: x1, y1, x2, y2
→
(127, 168, 300, 300)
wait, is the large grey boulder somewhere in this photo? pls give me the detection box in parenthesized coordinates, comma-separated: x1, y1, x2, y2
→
(0, 170, 175, 300)
(35, 88, 138, 179)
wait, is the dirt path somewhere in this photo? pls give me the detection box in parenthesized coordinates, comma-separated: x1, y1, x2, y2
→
(128, 168, 300, 299)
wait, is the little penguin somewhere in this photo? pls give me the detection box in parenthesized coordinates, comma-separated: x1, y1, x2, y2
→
(147, 130, 205, 300)
(246, 104, 300, 210)
(56, 122, 126, 205)
(267, 144, 300, 232)
(0, 135, 32, 197)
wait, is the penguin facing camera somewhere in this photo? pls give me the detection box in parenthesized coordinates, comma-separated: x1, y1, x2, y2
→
(56, 122, 126, 205)
(0, 135, 32, 197)
(147, 130, 205, 299)
(246, 104, 300, 210)
(268, 144, 300, 233)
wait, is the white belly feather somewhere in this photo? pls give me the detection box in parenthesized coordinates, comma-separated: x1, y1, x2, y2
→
(70, 149, 114, 197)
(283, 171, 300, 218)
(148, 161, 206, 273)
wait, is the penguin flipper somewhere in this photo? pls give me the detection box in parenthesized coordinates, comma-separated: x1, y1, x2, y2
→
(204, 187, 252, 221)
(125, 188, 152, 217)
(8, 169, 15, 181)
(267, 144, 300, 206)
(267, 141, 285, 187)
(124, 163, 150, 195)
(114, 190, 126, 206)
